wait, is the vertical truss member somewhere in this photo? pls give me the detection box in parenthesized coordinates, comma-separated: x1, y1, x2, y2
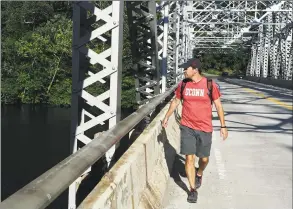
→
(157, 1, 180, 90)
(245, 1, 292, 79)
(126, 1, 160, 105)
(70, 1, 124, 208)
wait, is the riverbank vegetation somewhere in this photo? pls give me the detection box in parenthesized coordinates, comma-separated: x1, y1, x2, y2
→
(1, 1, 248, 108)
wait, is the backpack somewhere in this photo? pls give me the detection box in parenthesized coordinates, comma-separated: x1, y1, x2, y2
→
(180, 78, 214, 104)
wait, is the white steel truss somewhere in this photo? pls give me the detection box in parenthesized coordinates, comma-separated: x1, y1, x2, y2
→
(70, 1, 292, 208)
(246, 1, 293, 79)
(126, 1, 161, 105)
(70, 1, 124, 209)
(157, 2, 182, 90)
(183, 1, 292, 80)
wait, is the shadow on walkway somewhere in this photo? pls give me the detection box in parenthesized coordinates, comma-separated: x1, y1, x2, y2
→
(158, 128, 189, 194)
(170, 155, 189, 194)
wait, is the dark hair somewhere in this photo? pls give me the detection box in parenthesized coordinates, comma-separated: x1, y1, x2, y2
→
(192, 66, 202, 74)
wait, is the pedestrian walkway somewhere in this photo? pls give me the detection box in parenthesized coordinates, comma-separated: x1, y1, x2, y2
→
(162, 79, 292, 209)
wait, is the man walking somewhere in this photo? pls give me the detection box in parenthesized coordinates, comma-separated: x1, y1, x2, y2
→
(162, 58, 228, 203)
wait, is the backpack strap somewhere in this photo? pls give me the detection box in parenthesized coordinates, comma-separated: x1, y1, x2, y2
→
(207, 78, 213, 104)
(180, 78, 191, 101)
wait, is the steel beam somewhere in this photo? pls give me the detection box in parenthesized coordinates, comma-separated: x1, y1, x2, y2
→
(174, 1, 182, 83)
(69, 1, 124, 208)
(126, 1, 160, 105)
(185, 1, 291, 82)
(166, 2, 177, 88)
(157, 2, 164, 92)
(161, 2, 170, 93)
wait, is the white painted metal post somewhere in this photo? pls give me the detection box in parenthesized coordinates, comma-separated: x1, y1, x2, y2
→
(251, 44, 257, 76)
(162, 2, 169, 93)
(69, 3, 86, 208)
(262, 17, 270, 78)
(126, 1, 160, 105)
(178, 3, 185, 66)
(268, 13, 274, 77)
(273, 12, 281, 79)
(285, 3, 293, 80)
(156, 2, 164, 93)
(166, 2, 176, 87)
(106, 1, 124, 166)
(69, 1, 124, 208)
(246, 57, 252, 76)
(255, 25, 263, 77)
(280, 12, 287, 79)
(183, 3, 188, 61)
(175, 1, 181, 83)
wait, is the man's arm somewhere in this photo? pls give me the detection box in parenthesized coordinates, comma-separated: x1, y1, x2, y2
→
(213, 98, 228, 139)
(165, 97, 180, 119)
(213, 98, 225, 126)
(162, 97, 181, 127)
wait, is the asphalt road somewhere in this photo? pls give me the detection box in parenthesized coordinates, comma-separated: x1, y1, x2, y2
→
(162, 78, 292, 209)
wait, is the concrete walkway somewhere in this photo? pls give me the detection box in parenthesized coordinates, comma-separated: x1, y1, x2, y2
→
(162, 78, 292, 209)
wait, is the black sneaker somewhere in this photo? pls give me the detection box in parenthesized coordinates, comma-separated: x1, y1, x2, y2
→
(196, 174, 202, 189)
(187, 189, 198, 203)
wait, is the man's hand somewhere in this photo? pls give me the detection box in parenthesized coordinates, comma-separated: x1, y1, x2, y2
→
(220, 127, 228, 140)
(162, 117, 169, 128)
(214, 98, 228, 140)
(161, 98, 180, 129)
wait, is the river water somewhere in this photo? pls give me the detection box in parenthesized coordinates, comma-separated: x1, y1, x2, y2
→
(1, 104, 135, 208)
(1, 105, 72, 208)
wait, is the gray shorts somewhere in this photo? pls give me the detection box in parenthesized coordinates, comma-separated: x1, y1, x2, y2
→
(180, 125, 212, 157)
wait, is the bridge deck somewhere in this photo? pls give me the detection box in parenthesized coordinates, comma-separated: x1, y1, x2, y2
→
(162, 78, 292, 209)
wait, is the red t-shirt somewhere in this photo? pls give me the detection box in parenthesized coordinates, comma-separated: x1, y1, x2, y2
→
(175, 77, 221, 133)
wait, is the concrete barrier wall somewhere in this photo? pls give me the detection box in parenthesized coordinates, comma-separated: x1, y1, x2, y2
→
(245, 76, 293, 89)
(78, 101, 182, 209)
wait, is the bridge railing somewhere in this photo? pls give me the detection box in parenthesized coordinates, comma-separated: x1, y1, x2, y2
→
(0, 84, 178, 209)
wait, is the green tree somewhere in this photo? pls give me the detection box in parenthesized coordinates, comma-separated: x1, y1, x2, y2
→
(1, 1, 138, 109)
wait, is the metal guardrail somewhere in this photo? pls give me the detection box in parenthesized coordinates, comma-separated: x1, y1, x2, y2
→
(0, 83, 178, 209)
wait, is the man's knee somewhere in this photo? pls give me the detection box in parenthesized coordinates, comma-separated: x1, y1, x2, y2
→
(185, 154, 195, 166)
(200, 157, 209, 164)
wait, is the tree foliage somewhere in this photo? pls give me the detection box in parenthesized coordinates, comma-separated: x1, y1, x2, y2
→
(1, 1, 137, 109)
(194, 47, 250, 75)
(1, 2, 73, 105)
(1, 1, 248, 108)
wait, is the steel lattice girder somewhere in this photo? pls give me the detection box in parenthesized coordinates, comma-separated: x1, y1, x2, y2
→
(157, 1, 170, 92)
(126, 1, 185, 103)
(157, 1, 182, 89)
(246, 1, 293, 79)
(126, 1, 161, 105)
(70, 2, 124, 209)
(182, 1, 292, 80)
(185, 1, 290, 46)
(69, 2, 184, 208)
(69, 2, 291, 208)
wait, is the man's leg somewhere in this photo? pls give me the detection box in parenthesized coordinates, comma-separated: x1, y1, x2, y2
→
(185, 154, 196, 190)
(195, 131, 212, 189)
(197, 157, 209, 176)
(185, 154, 198, 203)
(179, 125, 198, 203)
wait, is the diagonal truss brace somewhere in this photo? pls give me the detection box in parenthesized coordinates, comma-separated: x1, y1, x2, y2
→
(69, 2, 124, 209)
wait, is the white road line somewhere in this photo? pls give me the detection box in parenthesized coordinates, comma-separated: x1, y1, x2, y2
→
(213, 134, 234, 209)
(214, 148, 226, 180)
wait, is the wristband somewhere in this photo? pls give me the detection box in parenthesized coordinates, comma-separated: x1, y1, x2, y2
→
(221, 126, 227, 128)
